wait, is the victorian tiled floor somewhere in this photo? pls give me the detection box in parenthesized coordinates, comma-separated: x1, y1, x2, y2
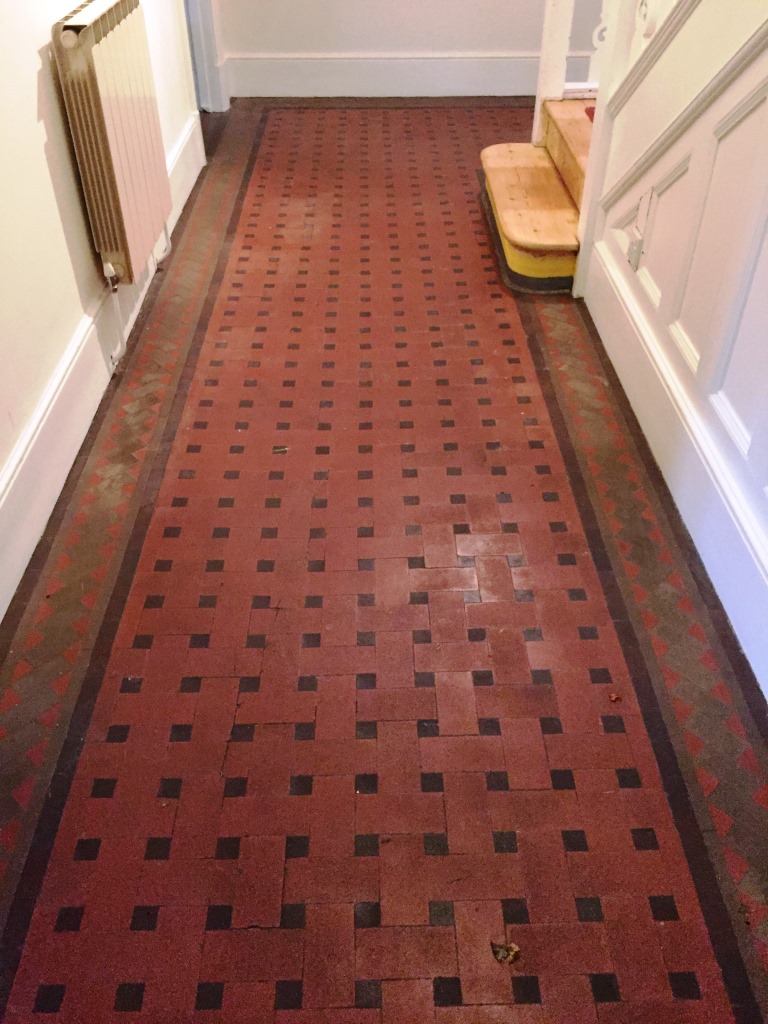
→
(1, 100, 768, 1023)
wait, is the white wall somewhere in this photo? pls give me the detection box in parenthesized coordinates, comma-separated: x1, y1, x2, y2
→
(0, 0, 204, 623)
(195, 0, 602, 103)
(582, 2, 768, 691)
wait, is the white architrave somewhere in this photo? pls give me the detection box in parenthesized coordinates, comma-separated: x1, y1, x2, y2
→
(184, 0, 229, 112)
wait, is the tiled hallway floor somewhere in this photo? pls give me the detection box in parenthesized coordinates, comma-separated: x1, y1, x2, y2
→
(1, 100, 768, 1022)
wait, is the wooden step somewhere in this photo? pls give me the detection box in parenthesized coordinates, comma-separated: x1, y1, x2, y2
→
(480, 142, 579, 293)
(542, 99, 592, 209)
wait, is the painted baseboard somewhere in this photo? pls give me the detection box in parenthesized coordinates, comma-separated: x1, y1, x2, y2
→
(0, 113, 205, 624)
(585, 242, 768, 693)
(0, 300, 117, 622)
(225, 52, 540, 97)
(166, 112, 206, 234)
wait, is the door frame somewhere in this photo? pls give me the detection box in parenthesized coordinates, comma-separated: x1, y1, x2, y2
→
(183, 0, 229, 112)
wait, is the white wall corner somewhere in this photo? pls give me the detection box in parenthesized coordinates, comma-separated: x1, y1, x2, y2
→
(585, 244, 768, 694)
(0, 298, 120, 623)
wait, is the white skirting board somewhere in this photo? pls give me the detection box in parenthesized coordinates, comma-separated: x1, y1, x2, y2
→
(0, 114, 205, 624)
(585, 243, 768, 694)
(225, 52, 541, 98)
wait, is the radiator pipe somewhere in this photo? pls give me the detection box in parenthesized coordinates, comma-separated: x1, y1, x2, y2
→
(156, 224, 172, 264)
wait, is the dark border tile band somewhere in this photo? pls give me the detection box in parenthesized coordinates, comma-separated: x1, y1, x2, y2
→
(0, 111, 268, 1019)
(516, 293, 763, 1024)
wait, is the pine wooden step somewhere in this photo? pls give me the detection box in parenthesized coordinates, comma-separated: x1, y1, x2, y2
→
(480, 142, 579, 293)
(480, 143, 579, 251)
(542, 99, 592, 209)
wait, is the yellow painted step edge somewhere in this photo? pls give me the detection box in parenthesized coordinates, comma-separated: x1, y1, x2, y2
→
(485, 181, 576, 281)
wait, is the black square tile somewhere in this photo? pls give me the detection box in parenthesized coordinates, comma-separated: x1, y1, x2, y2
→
(217, 778, 245, 803)
(409, 591, 429, 605)
(34, 985, 66, 1013)
(302, 632, 321, 648)
(631, 828, 659, 851)
(54, 906, 84, 932)
(355, 720, 378, 740)
(205, 905, 232, 931)
(91, 778, 116, 799)
(356, 672, 377, 690)
(502, 898, 530, 924)
(602, 715, 626, 733)
(251, 595, 271, 609)
(590, 667, 612, 684)
(144, 837, 171, 861)
(114, 983, 145, 1012)
(239, 675, 261, 693)
(424, 833, 449, 856)
(576, 897, 604, 922)
(590, 973, 621, 1002)
(130, 905, 159, 931)
(486, 772, 509, 792)
(562, 829, 589, 852)
(355, 774, 378, 795)
(414, 672, 435, 688)
(429, 900, 455, 926)
(412, 629, 432, 644)
(230, 723, 256, 742)
(297, 675, 318, 691)
(215, 837, 241, 859)
(280, 903, 306, 929)
(285, 835, 310, 859)
(433, 977, 463, 1007)
(478, 717, 501, 736)
(157, 777, 182, 799)
(304, 595, 323, 608)
(290, 775, 313, 796)
(196, 982, 224, 1011)
(294, 722, 316, 741)
(551, 769, 576, 790)
(73, 838, 101, 861)
(617, 768, 642, 789)
(169, 724, 192, 743)
(649, 895, 679, 921)
(355, 980, 382, 1009)
(493, 831, 518, 853)
(120, 676, 143, 694)
(540, 716, 563, 735)
(531, 668, 552, 685)
(468, 628, 486, 642)
(417, 719, 440, 737)
(106, 724, 130, 743)
(421, 772, 444, 793)
(355, 834, 379, 857)
(179, 675, 201, 693)
(357, 593, 375, 607)
(512, 975, 541, 1004)
(472, 670, 494, 687)
(354, 902, 381, 928)
(669, 972, 701, 999)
